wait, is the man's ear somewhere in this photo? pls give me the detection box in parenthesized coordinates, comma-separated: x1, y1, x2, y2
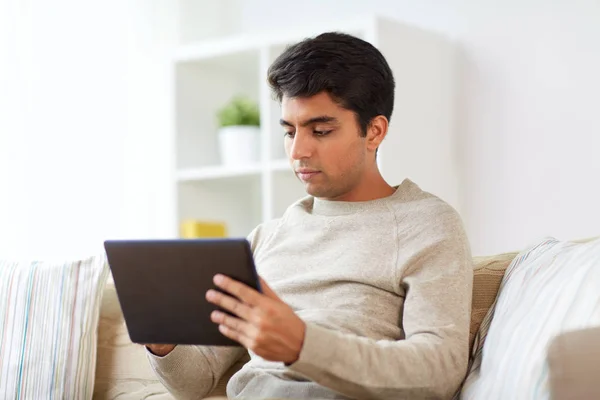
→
(366, 115, 388, 152)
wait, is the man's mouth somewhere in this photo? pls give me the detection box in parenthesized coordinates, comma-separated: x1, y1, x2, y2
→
(295, 169, 321, 182)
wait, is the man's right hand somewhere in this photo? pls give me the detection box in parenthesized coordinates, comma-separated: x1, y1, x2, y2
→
(145, 344, 176, 357)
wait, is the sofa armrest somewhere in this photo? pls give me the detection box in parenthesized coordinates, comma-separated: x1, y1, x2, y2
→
(547, 326, 600, 400)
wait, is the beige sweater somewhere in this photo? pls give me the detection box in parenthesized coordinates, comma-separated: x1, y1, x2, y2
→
(148, 179, 473, 400)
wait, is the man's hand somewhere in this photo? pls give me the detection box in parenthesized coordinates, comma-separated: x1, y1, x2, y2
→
(206, 274, 306, 364)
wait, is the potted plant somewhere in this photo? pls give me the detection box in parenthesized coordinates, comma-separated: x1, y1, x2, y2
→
(216, 96, 261, 166)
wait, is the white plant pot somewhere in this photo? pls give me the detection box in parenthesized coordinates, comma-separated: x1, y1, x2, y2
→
(218, 126, 260, 166)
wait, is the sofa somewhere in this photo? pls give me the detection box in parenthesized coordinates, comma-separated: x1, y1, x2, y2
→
(92, 238, 600, 399)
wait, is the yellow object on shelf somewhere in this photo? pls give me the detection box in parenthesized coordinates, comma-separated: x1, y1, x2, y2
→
(180, 220, 227, 238)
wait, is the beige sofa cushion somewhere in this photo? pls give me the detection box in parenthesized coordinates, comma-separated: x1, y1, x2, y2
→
(547, 326, 600, 400)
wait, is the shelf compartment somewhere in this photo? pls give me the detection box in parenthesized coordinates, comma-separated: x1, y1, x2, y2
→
(177, 176, 262, 238)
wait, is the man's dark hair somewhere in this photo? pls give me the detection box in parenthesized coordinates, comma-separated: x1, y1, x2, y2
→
(267, 32, 395, 136)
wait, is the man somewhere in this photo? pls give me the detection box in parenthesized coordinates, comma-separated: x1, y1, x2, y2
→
(146, 32, 473, 400)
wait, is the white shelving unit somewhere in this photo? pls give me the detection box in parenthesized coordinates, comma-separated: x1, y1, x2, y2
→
(172, 15, 460, 238)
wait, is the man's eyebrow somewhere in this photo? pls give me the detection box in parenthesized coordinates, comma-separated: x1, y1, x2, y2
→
(279, 116, 338, 127)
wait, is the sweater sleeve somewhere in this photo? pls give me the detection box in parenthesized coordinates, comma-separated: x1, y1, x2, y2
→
(146, 345, 245, 399)
(288, 225, 473, 400)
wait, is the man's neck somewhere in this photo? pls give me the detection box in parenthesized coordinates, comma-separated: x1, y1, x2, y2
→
(322, 169, 395, 203)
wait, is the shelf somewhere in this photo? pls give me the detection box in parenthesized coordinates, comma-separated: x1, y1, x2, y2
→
(176, 160, 299, 183)
(176, 163, 263, 182)
(176, 160, 295, 182)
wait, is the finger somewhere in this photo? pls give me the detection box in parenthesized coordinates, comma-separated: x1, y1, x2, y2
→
(218, 324, 254, 349)
(258, 277, 282, 301)
(218, 323, 291, 363)
(205, 289, 253, 320)
(213, 274, 265, 307)
(211, 310, 258, 337)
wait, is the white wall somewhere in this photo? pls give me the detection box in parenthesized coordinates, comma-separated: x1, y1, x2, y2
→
(2, 0, 598, 258)
(239, 0, 600, 255)
(0, 0, 176, 258)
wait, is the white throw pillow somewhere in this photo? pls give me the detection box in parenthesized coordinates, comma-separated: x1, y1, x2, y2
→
(0, 254, 109, 398)
(460, 237, 600, 399)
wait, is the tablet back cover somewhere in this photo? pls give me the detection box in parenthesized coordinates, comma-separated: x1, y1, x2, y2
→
(104, 238, 260, 346)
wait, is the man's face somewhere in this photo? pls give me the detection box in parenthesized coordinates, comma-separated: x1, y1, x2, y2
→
(281, 91, 369, 200)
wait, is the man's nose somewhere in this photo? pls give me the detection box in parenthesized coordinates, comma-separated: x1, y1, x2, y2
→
(289, 131, 313, 160)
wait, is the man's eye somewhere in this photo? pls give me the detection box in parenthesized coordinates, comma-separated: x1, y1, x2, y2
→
(314, 130, 332, 136)
(284, 131, 295, 138)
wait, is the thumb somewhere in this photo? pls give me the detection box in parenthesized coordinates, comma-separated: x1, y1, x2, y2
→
(259, 277, 281, 301)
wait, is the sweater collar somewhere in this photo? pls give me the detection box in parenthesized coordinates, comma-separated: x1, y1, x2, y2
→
(310, 179, 413, 216)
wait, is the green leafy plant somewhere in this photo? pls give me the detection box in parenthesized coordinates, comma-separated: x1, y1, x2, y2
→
(216, 96, 260, 127)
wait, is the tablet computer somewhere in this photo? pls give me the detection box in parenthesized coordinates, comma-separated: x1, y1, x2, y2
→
(103, 238, 261, 347)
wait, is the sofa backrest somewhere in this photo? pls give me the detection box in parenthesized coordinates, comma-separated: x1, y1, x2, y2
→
(94, 283, 175, 399)
(93, 252, 518, 399)
(469, 251, 518, 348)
(93, 282, 245, 399)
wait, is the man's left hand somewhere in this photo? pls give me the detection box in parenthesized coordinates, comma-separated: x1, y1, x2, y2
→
(206, 274, 306, 364)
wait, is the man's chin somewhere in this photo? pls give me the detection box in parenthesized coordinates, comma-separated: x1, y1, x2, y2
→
(295, 176, 336, 198)
(303, 184, 320, 197)
(304, 184, 334, 199)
